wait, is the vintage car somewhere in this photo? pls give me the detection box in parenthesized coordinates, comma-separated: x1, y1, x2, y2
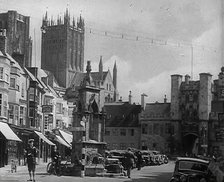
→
(104, 158, 125, 175)
(153, 150, 164, 165)
(108, 150, 126, 167)
(141, 150, 156, 166)
(170, 157, 217, 182)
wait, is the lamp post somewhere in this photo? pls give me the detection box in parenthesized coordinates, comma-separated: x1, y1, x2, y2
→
(80, 110, 90, 177)
(100, 109, 106, 142)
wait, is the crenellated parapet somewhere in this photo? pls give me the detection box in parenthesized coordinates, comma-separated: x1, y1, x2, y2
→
(41, 9, 85, 31)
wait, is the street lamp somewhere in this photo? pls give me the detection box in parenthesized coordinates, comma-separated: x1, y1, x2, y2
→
(80, 110, 90, 177)
(100, 108, 106, 142)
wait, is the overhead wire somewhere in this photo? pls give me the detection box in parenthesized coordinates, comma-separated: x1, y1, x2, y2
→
(0, 7, 219, 54)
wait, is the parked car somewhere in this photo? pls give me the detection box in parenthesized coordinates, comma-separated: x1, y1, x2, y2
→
(108, 150, 126, 168)
(161, 154, 169, 164)
(152, 151, 164, 165)
(141, 150, 156, 166)
(170, 157, 217, 182)
(105, 158, 125, 175)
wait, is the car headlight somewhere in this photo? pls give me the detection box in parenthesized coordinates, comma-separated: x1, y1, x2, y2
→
(180, 175, 187, 182)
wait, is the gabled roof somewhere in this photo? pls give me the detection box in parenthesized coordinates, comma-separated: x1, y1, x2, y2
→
(24, 67, 37, 81)
(91, 71, 108, 81)
(104, 102, 141, 127)
(70, 72, 85, 87)
(70, 71, 109, 87)
(6, 53, 24, 74)
(141, 102, 170, 120)
(0, 50, 4, 56)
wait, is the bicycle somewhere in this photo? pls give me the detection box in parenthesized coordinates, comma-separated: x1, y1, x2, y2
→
(46, 156, 61, 176)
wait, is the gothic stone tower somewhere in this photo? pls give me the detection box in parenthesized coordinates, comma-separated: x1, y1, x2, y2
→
(0, 11, 32, 67)
(41, 9, 85, 88)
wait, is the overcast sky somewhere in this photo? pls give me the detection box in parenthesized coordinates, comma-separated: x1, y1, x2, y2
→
(0, 0, 222, 104)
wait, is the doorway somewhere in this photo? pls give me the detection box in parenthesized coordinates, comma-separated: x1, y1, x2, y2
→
(183, 133, 198, 156)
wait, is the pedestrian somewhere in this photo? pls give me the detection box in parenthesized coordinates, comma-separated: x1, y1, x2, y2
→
(124, 148, 135, 178)
(136, 151, 143, 170)
(25, 139, 37, 181)
(51, 145, 61, 175)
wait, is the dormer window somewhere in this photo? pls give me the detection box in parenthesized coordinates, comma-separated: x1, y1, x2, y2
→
(0, 67, 3, 80)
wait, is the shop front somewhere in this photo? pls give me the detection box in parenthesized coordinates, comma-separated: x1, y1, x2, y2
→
(0, 122, 22, 167)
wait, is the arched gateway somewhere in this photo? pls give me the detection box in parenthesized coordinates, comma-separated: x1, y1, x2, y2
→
(182, 133, 198, 156)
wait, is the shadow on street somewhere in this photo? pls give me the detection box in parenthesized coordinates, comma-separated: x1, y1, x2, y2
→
(123, 171, 172, 182)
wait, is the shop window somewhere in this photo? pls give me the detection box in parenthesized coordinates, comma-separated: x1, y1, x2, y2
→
(160, 124, 164, 135)
(0, 67, 3, 80)
(10, 78, 16, 88)
(9, 104, 14, 119)
(128, 129, 134, 136)
(112, 129, 118, 136)
(30, 118, 35, 127)
(20, 106, 26, 126)
(142, 124, 148, 134)
(120, 129, 126, 136)
(148, 124, 153, 134)
(0, 94, 2, 116)
(15, 105, 19, 125)
(56, 103, 63, 113)
(21, 83, 25, 98)
(105, 129, 110, 136)
(5, 74, 9, 83)
(120, 143, 126, 150)
(153, 123, 160, 135)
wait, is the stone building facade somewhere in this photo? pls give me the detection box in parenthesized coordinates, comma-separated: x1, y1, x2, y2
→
(68, 56, 118, 109)
(140, 100, 179, 154)
(170, 73, 212, 155)
(104, 102, 142, 150)
(0, 11, 32, 67)
(41, 9, 84, 88)
(209, 67, 224, 157)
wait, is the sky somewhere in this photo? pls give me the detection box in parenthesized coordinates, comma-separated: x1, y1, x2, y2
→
(0, 0, 222, 104)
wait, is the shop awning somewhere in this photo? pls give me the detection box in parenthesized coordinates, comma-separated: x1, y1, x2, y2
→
(59, 130, 72, 146)
(0, 122, 22, 142)
(55, 135, 71, 148)
(34, 131, 55, 146)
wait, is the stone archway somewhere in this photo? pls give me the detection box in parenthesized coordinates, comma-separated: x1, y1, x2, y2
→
(183, 133, 198, 156)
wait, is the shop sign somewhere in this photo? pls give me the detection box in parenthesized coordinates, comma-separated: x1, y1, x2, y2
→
(70, 127, 85, 131)
(42, 105, 53, 113)
(48, 115, 53, 123)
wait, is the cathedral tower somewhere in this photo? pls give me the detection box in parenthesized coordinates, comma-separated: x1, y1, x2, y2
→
(99, 56, 103, 80)
(41, 9, 85, 88)
(113, 61, 118, 101)
(0, 11, 32, 67)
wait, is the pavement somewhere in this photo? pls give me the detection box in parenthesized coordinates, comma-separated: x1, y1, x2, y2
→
(0, 162, 48, 181)
(0, 162, 175, 182)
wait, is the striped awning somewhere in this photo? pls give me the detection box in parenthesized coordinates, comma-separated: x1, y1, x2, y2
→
(55, 135, 71, 148)
(59, 130, 72, 146)
(34, 131, 55, 146)
(0, 122, 22, 142)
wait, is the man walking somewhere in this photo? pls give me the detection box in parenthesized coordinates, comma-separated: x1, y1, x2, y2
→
(124, 148, 135, 178)
(51, 145, 61, 175)
(25, 139, 37, 181)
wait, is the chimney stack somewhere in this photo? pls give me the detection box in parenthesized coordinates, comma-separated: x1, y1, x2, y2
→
(0, 29, 7, 55)
(164, 95, 167, 103)
(129, 91, 132, 104)
(185, 74, 190, 84)
(141, 93, 148, 110)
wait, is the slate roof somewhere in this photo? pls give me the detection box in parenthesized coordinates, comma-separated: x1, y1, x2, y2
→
(141, 102, 171, 120)
(104, 102, 142, 127)
(70, 71, 108, 87)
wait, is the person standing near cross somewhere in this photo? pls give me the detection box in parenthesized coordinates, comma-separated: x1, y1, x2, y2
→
(25, 139, 37, 181)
